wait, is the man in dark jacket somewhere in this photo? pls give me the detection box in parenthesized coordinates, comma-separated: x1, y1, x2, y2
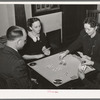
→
(0, 26, 34, 89)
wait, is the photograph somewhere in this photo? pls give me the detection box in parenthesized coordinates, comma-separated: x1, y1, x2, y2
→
(1, 1, 100, 98)
(0, 2, 100, 89)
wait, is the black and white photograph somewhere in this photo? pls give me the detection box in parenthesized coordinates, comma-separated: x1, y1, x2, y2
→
(1, 1, 100, 92)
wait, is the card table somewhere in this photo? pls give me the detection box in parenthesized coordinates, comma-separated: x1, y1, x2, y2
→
(28, 53, 95, 87)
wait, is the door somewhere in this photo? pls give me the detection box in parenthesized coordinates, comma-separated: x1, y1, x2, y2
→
(14, 4, 27, 30)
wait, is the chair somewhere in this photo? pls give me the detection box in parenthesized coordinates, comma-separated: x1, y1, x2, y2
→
(86, 10, 100, 22)
(86, 10, 100, 33)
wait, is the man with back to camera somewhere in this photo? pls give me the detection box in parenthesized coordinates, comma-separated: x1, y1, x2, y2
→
(0, 26, 37, 89)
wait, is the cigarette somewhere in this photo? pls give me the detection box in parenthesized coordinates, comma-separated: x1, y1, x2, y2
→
(47, 47, 51, 49)
(42, 47, 51, 52)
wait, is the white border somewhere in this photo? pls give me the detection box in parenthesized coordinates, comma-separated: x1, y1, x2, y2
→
(0, 1, 100, 99)
(0, 1, 100, 4)
(0, 89, 100, 98)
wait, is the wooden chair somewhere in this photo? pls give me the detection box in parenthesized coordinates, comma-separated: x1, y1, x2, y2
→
(86, 10, 100, 22)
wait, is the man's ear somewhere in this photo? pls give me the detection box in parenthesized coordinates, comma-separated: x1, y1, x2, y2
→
(17, 39, 21, 45)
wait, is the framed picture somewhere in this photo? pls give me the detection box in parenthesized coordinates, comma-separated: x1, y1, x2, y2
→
(32, 4, 61, 16)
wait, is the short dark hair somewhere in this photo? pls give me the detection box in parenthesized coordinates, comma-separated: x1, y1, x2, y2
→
(83, 17, 98, 28)
(27, 17, 41, 31)
(6, 26, 24, 40)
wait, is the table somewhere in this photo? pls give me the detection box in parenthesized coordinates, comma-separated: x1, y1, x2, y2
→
(28, 53, 95, 87)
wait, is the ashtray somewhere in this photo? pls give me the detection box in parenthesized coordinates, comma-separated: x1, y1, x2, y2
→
(29, 62, 36, 66)
(53, 79, 62, 84)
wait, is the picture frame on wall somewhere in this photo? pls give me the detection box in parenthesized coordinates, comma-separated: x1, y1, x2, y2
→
(32, 4, 61, 16)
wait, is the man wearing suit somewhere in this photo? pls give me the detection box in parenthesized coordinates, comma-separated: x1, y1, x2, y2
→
(0, 26, 34, 89)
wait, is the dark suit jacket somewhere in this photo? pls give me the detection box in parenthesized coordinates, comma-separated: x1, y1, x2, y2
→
(0, 45, 32, 89)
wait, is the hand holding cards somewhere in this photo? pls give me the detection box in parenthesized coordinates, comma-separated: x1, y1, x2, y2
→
(78, 63, 86, 80)
(78, 63, 87, 72)
(42, 47, 51, 56)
